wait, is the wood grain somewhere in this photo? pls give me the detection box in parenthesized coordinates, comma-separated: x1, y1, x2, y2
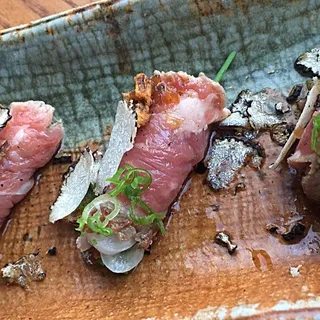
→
(0, 133, 320, 319)
(0, 1, 320, 319)
(0, 0, 94, 30)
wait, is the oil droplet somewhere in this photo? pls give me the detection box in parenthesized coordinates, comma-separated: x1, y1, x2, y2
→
(247, 249, 273, 271)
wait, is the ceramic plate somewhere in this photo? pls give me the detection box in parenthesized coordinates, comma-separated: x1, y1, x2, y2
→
(0, 0, 320, 319)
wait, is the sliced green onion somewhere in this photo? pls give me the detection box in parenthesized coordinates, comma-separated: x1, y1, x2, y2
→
(157, 220, 166, 236)
(311, 114, 320, 155)
(128, 199, 165, 226)
(108, 166, 152, 198)
(76, 194, 120, 236)
(215, 51, 237, 82)
(107, 166, 166, 236)
(87, 214, 113, 236)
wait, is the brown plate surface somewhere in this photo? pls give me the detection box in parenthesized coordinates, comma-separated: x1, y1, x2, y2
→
(1, 134, 320, 319)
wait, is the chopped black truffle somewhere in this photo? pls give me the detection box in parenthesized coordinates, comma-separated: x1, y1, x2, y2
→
(47, 247, 57, 256)
(2, 253, 46, 289)
(0, 106, 11, 131)
(282, 222, 306, 241)
(23, 233, 33, 242)
(295, 48, 320, 77)
(215, 232, 237, 254)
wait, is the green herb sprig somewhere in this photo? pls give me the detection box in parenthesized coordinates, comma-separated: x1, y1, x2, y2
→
(215, 51, 237, 83)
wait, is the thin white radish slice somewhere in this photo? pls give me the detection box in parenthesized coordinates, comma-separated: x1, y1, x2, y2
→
(101, 247, 144, 273)
(87, 233, 135, 256)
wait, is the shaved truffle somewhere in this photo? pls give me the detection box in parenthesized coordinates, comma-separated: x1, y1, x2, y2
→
(0, 106, 11, 131)
(2, 253, 46, 289)
(49, 148, 95, 223)
(95, 101, 137, 194)
(295, 48, 320, 77)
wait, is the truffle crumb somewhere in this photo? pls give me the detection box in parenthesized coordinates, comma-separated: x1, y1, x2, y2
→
(2, 253, 46, 289)
(23, 233, 33, 242)
(282, 222, 305, 241)
(47, 247, 57, 256)
(211, 204, 220, 211)
(266, 223, 286, 234)
(266, 220, 305, 242)
(215, 232, 237, 254)
(289, 265, 302, 278)
(234, 182, 246, 195)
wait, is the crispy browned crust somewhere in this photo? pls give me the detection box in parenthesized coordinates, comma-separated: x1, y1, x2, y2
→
(123, 73, 153, 127)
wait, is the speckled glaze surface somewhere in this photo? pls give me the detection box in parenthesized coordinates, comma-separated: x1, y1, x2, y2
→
(0, 0, 319, 148)
(1, 1, 320, 319)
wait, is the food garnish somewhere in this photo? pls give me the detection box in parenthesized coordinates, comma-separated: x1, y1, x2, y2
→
(22, 233, 33, 242)
(95, 101, 137, 195)
(49, 101, 138, 223)
(289, 265, 302, 278)
(215, 51, 237, 82)
(207, 138, 263, 190)
(282, 222, 305, 241)
(100, 246, 145, 274)
(266, 223, 286, 234)
(50, 148, 95, 223)
(122, 73, 153, 127)
(266, 218, 306, 242)
(76, 193, 120, 236)
(47, 247, 57, 256)
(215, 232, 237, 254)
(2, 253, 46, 289)
(295, 48, 320, 77)
(0, 106, 11, 130)
(107, 165, 166, 234)
(76, 165, 166, 237)
(219, 88, 294, 138)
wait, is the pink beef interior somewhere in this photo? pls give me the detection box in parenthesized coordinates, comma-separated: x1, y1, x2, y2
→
(288, 111, 320, 203)
(120, 72, 228, 213)
(0, 101, 64, 223)
(288, 111, 319, 171)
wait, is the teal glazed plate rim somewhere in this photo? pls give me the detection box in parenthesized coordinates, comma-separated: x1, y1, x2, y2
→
(0, 0, 320, 319)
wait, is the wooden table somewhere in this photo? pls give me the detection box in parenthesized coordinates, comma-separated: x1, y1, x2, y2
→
(0, 0, 93, 30)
